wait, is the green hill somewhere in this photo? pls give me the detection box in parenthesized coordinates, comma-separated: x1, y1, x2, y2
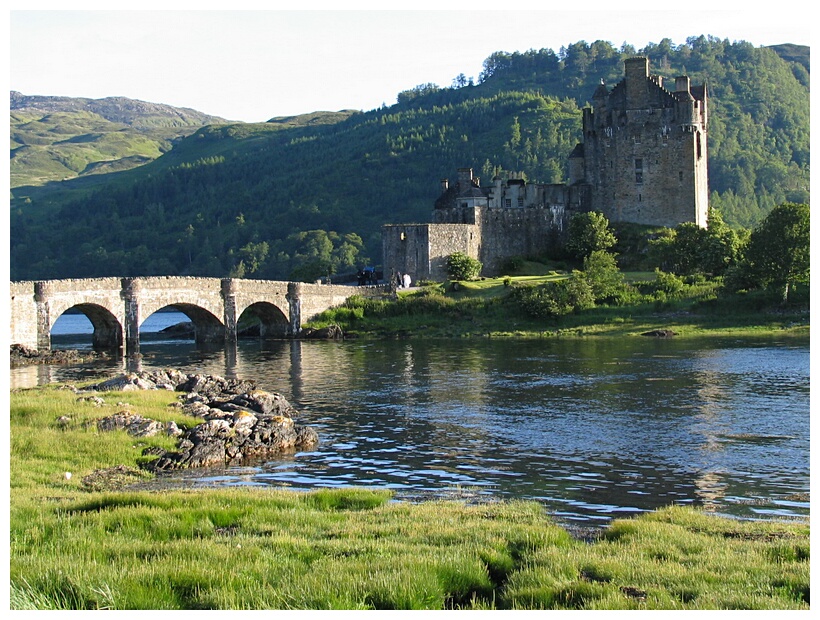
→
(10, 92, 230, 187)
(9, 37, 810, 282)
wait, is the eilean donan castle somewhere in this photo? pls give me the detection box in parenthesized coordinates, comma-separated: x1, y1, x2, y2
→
(382, 56, 709, 281)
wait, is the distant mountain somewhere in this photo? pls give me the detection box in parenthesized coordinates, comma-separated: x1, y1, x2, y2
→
(9, 38, 810, 282)
(10, 92, 229, 128)
(10, 92, 229, 187)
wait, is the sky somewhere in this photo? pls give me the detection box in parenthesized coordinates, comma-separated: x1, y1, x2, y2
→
(8, 4, 814, 123)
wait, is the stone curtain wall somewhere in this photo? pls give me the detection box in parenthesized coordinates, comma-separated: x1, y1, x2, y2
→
(382, 207, 571, 281)
(427, 224, 481, 281)
(477, 206, 567, 274)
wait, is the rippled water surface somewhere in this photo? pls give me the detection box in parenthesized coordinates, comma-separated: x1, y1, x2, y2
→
(15, 317, 810, 527)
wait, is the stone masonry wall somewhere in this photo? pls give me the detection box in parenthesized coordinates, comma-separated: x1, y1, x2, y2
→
(476, 206, 567, 275)
(427, 224, 481, 281)
(382, 224, 432, 282)
(9, 282, 37, 349)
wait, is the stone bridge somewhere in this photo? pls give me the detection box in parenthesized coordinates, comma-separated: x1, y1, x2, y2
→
(10, 276, 385, 354)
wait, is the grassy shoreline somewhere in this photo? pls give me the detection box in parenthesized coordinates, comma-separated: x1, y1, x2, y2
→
(10, 380, 810, 610)
(305, 272, 809, 341)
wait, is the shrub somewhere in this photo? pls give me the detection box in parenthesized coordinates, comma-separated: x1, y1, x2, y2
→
(446, 252, 482, 281)
(653, 269, 685, 296)
(582, 251, 625, 302)
(510, 274, 594, 319)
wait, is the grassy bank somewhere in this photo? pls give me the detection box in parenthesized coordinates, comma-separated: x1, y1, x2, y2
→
(305, 269, 809, 340)
(10, 385, 810, 610)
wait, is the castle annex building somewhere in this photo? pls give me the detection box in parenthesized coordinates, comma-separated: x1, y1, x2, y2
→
(383, 57, 709, 282)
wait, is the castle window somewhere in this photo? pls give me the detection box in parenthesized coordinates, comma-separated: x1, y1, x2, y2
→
(400, 232, 406, 241)
(461, 202, 468, 209)
(633, 134, 641, 144)
(679, 171, 683, 183)
(635, 158, 643, 184)
(517, 196, 524, 207)
(505, 199, 512, 208)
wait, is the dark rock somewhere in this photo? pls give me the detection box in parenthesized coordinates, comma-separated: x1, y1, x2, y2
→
(300, 325, 345, 340)
(641, 329, 677, 338)
(176, 373, 257, 398)
(159, 321, 195, 338)
(10, 344, 110, 367)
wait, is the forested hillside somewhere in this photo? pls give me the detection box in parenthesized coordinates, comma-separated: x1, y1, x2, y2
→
(9, 36, 809, 282)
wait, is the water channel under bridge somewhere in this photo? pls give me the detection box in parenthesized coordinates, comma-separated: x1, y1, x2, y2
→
(10, 276, 387, 355)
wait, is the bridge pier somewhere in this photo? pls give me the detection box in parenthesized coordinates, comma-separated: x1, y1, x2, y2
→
(34, 281, 53, 351)
(121, 278, 142, 355)
(287, 282, 302, 337)
(221, 278, 238, 343)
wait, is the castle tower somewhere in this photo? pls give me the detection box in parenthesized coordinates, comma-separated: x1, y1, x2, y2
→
(577, 57, 709, 228)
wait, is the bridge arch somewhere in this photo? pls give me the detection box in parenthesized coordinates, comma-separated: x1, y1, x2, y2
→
(140, 303, 225, 344)
(237, 301, 290, 338)
(51, 303, 123, 350)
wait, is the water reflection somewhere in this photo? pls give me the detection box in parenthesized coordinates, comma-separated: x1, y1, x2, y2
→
(10, 335, 809, 527)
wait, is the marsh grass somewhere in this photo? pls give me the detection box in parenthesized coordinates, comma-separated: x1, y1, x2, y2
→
(10, 386, 810, 610)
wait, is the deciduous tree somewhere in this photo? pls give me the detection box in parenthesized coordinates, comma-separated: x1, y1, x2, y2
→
(743, 202, 809, 303)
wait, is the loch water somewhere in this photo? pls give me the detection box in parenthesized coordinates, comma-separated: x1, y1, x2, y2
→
(13, 311, 810, 528)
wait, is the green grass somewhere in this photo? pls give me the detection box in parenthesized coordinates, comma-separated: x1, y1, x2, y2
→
(306, 270, 809, 340)
(9, 385, 810, 610)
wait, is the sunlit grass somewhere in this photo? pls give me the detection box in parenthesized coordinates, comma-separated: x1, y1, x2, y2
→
(10, 385, 810, 610)
(307, 268, 808, 340)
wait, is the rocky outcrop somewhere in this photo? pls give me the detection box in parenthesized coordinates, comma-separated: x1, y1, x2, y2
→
(89, 370, 318, 471)
(86, 369, 256, 396)
(10, 344, 110, 367)
(96, 411, 182, 438)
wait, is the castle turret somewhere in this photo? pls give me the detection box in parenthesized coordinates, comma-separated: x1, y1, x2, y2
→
(577, 57, 709, 229)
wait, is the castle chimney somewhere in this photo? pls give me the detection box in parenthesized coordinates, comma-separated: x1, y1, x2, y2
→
(624, 57, 649, 81)
(624, 57, 650, 109)
(457, 167, 474, 192)
(675, 76, 693, 98)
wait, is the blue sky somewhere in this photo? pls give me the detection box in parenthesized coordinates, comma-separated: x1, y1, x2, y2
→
(9, 4, 813, 123)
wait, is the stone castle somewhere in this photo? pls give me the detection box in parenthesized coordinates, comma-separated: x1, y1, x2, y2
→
(382, 56, 709, 281)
